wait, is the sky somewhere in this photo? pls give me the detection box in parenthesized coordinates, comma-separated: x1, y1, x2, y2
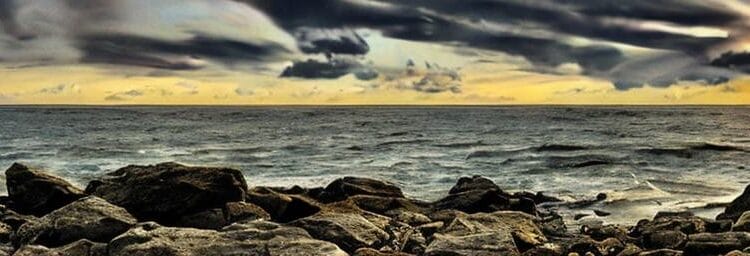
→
(0, 0, 749, 105)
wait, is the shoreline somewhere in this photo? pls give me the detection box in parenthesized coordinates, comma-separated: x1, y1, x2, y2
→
(0, 162, 749, 255)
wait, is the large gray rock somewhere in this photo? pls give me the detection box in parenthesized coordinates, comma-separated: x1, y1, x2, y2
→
(424, 211, 547, 256)
(5, 163, 84, 216)
(14, 196, 136, 247)
(85, 162, 248, 225)
(292, 211, 390, 253)
(107, 221, 348, 256)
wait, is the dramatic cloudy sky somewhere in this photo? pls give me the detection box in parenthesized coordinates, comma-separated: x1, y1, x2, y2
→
(0, 0, 749, 104)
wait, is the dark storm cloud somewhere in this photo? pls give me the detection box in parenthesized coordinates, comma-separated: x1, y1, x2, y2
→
(244, 0, 749, 89)
(280, 57, 378, 80)
(711, 51, 750, 73)
(80, 34, 289, 70)
(294, 28, 369, 55)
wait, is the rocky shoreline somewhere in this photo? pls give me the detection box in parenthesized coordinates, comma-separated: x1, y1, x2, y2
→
(0, 162, 750, 255)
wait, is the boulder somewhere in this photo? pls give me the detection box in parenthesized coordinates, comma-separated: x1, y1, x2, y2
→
(346, 195, 428, 217)
(5, 163, 84, 216)
(683, 232, 750, 256)
(317, 177, 404, 203)
(0, 205, 36, 230)
(85, 162, 248, 225)
(291, 211, 390, 253)
(246, 187, 320, 223)
(13, 239, 106, 256)
(448, 176, 501, 194)
(107, 221, 348, 256)
(14, 196, 136, 247)
(424, 211, 547, 256)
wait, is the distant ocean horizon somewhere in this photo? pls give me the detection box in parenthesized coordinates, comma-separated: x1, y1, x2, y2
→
(1, 106, 748, 224)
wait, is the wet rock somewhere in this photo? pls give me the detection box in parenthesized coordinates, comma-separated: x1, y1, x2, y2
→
(318, 177, 404, 203)
(683, 232, 750, 255)
(14, 196, 136, 247)
(246, 187, 320, 223)
(522, 243, 564, 256)
(108, 221, 348, 256)
(643, 231, 687, 250)
(566, 238, 602, 256)
(85, 162, 248, 225)
(291, 211, 390, 253)
(5, 163, 84, 216)
(448, 175, 501, 194)
(424, 211, 547, 256)
(719, 185, 750, 222)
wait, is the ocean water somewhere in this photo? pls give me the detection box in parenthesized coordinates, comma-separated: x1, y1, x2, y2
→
(0, 106, 748, 224)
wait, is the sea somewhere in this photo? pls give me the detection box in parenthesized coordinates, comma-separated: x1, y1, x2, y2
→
(0, 106, 748, 224)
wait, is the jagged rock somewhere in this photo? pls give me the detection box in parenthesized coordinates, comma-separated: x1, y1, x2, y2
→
(617, 243, 643, 256)
(416, 222, 443, 238)
(522, 243, 564, 256)
(0, 205, 36, 230)
(448, 176, 501, 194)
(643, 231, 687, 250)
(566, 238, 602, 256)
(317, 177, 404, 203)
(424, 211, 547, 256)
(5, 163, 84, 216)
(108, 221, 348, 256)
(292, 211, 390, 253)
(733, 212, 750, 232)
(85, 162, 248, 225)
(683, 232, 750, 255)
(246, 187, 320, 222)
(14, 196, 136, 247)
(720, 185, 750, 222)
